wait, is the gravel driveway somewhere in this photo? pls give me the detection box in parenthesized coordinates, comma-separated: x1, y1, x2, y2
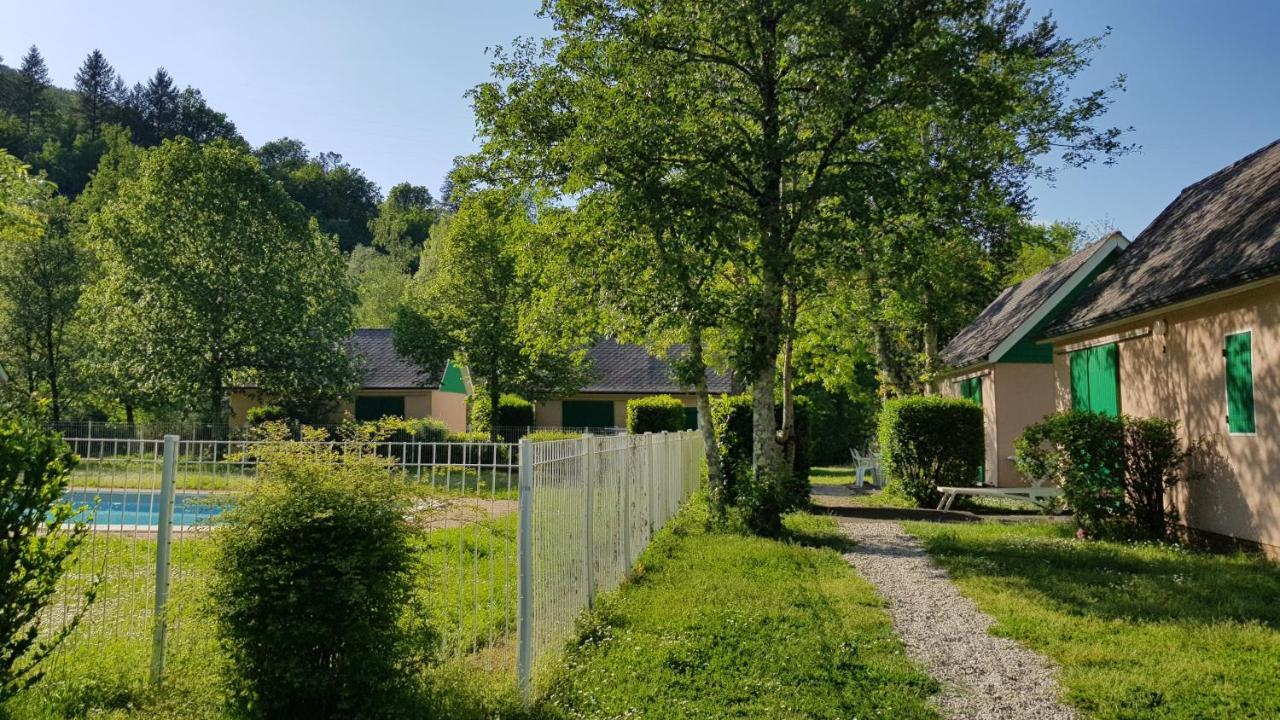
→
(838, 518, 1077, 720)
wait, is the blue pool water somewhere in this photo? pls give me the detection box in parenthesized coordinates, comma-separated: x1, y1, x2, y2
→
(63, 490, 230, 527)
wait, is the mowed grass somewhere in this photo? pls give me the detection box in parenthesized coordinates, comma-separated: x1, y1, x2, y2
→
(905, 521, 1280, 720)
(536, 496, 939, 719)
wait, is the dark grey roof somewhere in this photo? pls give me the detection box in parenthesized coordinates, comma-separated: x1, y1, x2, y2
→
(940, 236, 1122, 369)
(581, 339, 733, 394)
(351, 329, 443, 389)
(1048, 139, 1280, 337)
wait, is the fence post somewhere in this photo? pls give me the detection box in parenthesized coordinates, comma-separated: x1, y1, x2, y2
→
(150, 434, 179, 686)
(622, 435, 633, 567)
(516, 437, 534, 697)
(582, 434, 595, 609)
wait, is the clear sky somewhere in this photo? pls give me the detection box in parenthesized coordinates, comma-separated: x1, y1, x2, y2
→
(3, 0, 1277, 238)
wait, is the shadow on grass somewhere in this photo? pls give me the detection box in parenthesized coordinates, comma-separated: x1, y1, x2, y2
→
(918, 525, 1280, 629)
(781, 511, 856, 553)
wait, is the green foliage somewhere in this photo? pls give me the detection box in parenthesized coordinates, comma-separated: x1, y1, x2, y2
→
(798, 384, 878, 466)
(1004, 221, 1084, 285)
(1016, 412, 1198, 541)
(709, 394, 753, 508)
(210, 440, 429, 719)
(244, 404, 288, 426)
(87, 138, 358, 422)
(878, 396, 983, 506)
(254, 138, 379, 253)
(370, 182, 437, 273)
(348, 245, 412, 328)
(909, 521, 1280, 720)
(626, 395, 685, 434)
(541, 495, 938, 718)
(468, 393, 535, 432)
(0, 419, 94, 703)
(523, 430, 581, 441)
(710, 394, 810, 534)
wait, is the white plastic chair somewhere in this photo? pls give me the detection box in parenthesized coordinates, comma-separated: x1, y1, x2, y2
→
(849, 448, 881, 488)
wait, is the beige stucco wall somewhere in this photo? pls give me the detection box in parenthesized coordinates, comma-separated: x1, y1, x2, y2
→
(227, 388, 457, 429)
(1050, 280, 1280, 557)
(534, 393, 701, 428)
(992, 363, 1057, 487)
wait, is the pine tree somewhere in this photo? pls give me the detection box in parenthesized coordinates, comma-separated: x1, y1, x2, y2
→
(74, 49, 118, 138)
(140, 68, 179, 145)
(11, 46, 51, 134)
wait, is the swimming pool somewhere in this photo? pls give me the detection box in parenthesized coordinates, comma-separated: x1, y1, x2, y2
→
(63, 490, 230, 528)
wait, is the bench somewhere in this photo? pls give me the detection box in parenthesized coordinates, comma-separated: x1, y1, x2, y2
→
(935, 485, 1063, 511)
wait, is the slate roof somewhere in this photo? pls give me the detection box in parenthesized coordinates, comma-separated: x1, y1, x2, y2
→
(1047, 138, 1280, 337)
(351, 328, 443, 390)
(940, 235, 1123, 370)
(581, 339, 733, 394)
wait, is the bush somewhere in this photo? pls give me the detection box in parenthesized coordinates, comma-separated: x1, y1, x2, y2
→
(0, 420, 94, 703)
(211, 441, 428, 719)
(878, 396, 983, 506)
(245, 404, 289, 426)
(524, 431, 582, 442)
(468, 393, 535, 432)
(626, 395, 687, 434)
(709, 394, 811, 532)
(1016, 412, 1197, 541)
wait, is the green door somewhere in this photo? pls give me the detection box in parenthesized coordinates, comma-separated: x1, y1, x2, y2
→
(683, 406, 699, 430)
(1068, 343, 1120, 417)
(958, 377, 985, 483)
(562, 400, 615, 429)
(355, 395, 405, 421)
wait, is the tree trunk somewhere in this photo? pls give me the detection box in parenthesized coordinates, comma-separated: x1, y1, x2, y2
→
(686, 327, 725, 510)
(125, 401, 135, 426)
(44, 315, 60, 423)
(778, 289, 798, 469)
(488, 376, 501, 443)
(750, 271, 785, 494)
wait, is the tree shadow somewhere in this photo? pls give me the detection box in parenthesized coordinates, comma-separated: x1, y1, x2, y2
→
(921, 527, 1280, 629)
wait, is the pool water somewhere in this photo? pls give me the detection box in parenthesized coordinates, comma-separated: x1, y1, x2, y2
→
(63, 490, 230, 527)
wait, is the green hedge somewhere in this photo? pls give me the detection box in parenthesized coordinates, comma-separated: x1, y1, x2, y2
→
(468, 393, 535, 432)
(878, 396, 983, 506)
(626, 395, 687, 434)
(246, 404, 289, 426)
(709, 394, 812, 532)
(524, 431, 582, 442)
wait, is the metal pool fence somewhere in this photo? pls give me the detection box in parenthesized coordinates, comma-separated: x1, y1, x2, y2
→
(43, 430, 702, 695)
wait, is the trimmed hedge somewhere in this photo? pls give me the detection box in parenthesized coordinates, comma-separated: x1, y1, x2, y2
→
(468, 393, 535, 432)
(878, 396, 983, 506)
(709, 394, 812, 532)
(246, 404, 289, 426)
(626, 395, 687, 434)
(524, 431, 582, 442)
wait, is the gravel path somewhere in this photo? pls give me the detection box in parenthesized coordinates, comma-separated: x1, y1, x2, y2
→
(838, 518, 1077, 720)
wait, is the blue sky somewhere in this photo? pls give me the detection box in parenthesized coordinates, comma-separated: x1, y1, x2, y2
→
(3, 1, 1277, 238)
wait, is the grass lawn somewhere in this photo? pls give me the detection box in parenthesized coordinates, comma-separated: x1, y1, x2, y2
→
(535, 496, 939, 719)
(905, 521, 1280, 720)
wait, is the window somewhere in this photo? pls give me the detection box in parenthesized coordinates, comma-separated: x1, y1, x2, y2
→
(1225, 331, 1255, 434)
(355, 395, 405, 422)
(1068, 342, 1120, 417)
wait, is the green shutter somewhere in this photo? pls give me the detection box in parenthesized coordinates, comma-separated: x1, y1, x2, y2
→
(960, 377, 982, 406)
(355, 395, 405, 421)
(1088, 343, 1120, 418)
(1070, 350, 1091, 411)
(1069, 343, 1120, 417)
(562, 400, 615, 429)
(1226, 331, 1256, 433)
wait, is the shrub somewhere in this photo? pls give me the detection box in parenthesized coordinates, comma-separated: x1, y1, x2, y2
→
(1016, 412, 1197, 541)
(211, 441, 428, 719)
(710, 394, 812, 531)
(524, 431, 582, 442)
(468, 393, 535, 432)
(245, 404, 288, 426)
(0, 420, 94, 703)
(626, 395, 687, 434)
(878, 396, 984, 506)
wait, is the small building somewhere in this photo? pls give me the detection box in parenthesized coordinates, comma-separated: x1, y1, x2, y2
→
(534, 339, 734, 430)
(938, 233, 1129, 486)
(1042, 138, 1280, 557)
(229, 328, 469, 431)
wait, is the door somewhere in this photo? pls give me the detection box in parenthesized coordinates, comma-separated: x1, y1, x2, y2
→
(562, 400, 616, 429)
(1068, 343, 1120, 417)
(355, 395, 405, 421)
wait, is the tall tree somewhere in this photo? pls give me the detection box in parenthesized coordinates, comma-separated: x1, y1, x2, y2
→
(73, 50, 118, 138)
(174, 87, 242, 145)
(8, 46, 51, 135)
(471, 0, 1131, 531)
(138, 68, 179, 145)
(369, 182, 436, 272)
(256, 139, 381, 252)
(393, 188, 586, 441)
(87, 139, 358, 423)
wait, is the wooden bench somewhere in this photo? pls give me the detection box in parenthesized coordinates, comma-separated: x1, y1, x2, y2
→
(935, 485, 1063, 511)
